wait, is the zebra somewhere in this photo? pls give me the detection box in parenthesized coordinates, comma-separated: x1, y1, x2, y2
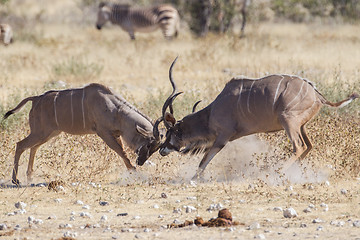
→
(0, 23, 13, 46)
(96, 2, 180, 40)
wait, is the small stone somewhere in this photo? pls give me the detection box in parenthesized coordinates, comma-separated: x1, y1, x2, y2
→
(54, 198, 62, 203)
(187, 196, 197, 200)
(63, 231, 77, 238)
(300, 223, 307, 228)
(254, 234, 266, 239)
(82, 205, 90, 209)
(133, 216, 141, 220)
(273, 207, 283, 212)
(70, 216, 75, 221)
(75, 200, 84, 205)
(186, 206, 197, 213)
(153, 204, 159, 209)
(101, 215, 108, 221)
(15, 202, 27, 209)
(239, 199, 246, 204)
(99, 201, 109, 206)
(248, 222, 261, 230)
(283, 208, 297, 218)
(316, 226, 323, 231)
(28, 216, 35, 223)
(14, 224, 21, 230)
(79, 212, 91, 218)
(33, 219, 43, 225)
(285, 186, 293, 191)
(190, 181, 197, 186)
(0, 223, 7, 230)
(308, 185, 314, 190)
(303, 208, 311, 213)
(117, 213, 128, 216)
(175, 200, 181, 203)
(340, 189, 347, 195)
(173, 208, 181, 213)
(158, 215, 164, 218)
(161, 193, 167, 198)
(324, 181, 330, 186)
(173, 219, 182, 224)
(144, 228, 151, 232)
(312, 218, 323, 223)
(353, 220, 360, 227)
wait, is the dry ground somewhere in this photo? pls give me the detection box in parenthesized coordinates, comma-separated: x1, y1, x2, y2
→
(1, 1, 360, 239)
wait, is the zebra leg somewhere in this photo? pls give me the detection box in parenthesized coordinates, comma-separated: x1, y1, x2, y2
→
(128, 31, 135, 40)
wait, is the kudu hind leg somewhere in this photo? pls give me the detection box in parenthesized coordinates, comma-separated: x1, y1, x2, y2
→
(12, 131, 59, 185)
(299, 125, 312, 159)
(97, 131, 136, 171)
(280, 120, 307, 172)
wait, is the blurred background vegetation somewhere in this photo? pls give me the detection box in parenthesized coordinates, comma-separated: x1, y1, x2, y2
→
(1, 0, 360, 37)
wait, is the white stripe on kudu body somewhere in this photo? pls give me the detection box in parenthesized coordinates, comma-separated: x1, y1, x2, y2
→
(247, 80, 256, 114)
(54, 92, 60, 127)
(273, 76, 285, 111)
(158, 58, 359, 181)
(82, 89, 86, 129)
(70, 90, 74, 128)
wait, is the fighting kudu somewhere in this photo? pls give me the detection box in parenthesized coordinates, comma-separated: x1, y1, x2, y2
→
(155, 58, 359, 180)
(4, 83, 162, 185)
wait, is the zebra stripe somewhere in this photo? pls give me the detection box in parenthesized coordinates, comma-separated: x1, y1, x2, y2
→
(96, 3, 180, 40)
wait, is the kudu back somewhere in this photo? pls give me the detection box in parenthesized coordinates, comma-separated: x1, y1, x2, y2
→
(156, 58, 359, 180)
(4, 83, 162, 185)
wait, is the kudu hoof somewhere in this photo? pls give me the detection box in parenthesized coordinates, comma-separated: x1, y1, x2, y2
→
(12, 179, 20, 186)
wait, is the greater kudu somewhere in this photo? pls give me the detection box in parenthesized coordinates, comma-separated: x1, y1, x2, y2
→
(155, 58, 359, 180)
(4, 83, 162, 185)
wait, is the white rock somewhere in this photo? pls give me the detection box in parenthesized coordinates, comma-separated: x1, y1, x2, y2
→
(121, 228, 133, 232)
(173, 208, 181, 213)
(340, 189, 347, 195)
(133, 216, 141, 220)
(312, 218, 323, 223)
(28, 216, 35, 223)
(324, 181, 330, 186)
(353, 220, 360, 227)
(308, 204, 315, 209)
(7, 212, 15, 216)
(303, 208, 311, 213)
(82, 205, 90, 209)
(273, 207, 283, 212)
(153, 204, 159, 209)
(239, 199, 246, 204)
(207, 203, 224, 211)
(101, 215, 108, 222)
(75, 200, 84, 205)
(14, 209, 26, 215)
(0, 223, 7, 230)
(158, 215, 164, 218)
(69, 216, 75, 221)
(283, 208, 297, 218)
(248, 222, 261, 230)
(173, 219, 182, 224)
(79, 212, 91, 218)
(316, 226, 323, 231)
(56, 186, 65, 192)
(190, 181, 197, 187)
(187, 196, 197, 200)
(63, 231, 77, 238)
(33, 219, 43, 225)
(15, 202, 27, 209)
(254, 234, 266, 239)
(285, 186, 293, 191)
(70, 211, 76, 215)
(185, 206, 197, 213)
(54, 198, 62, 203)
(144, 228, 151, 232)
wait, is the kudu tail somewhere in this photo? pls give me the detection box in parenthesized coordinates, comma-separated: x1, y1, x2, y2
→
(3, 96, 37, 120)
(319, 92, 359, 108)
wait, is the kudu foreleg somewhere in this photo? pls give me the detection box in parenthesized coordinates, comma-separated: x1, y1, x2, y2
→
(192, 138, 228, 180)
(97, 130, 136, 171)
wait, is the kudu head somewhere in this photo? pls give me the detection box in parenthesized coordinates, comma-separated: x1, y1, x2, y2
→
(156, 57, 201, 156)
(135, 119, 165, 166)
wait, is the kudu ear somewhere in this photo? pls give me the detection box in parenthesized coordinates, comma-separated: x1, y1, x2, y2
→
(136, 125, 152, 137)
(164, 112, 176, 127)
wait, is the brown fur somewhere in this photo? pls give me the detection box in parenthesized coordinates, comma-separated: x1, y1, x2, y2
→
(4, 83, 160, 184)
(159, 59, 359, 180)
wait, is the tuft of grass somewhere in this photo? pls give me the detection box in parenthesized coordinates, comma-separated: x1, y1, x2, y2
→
(51, 56, 103, 83)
